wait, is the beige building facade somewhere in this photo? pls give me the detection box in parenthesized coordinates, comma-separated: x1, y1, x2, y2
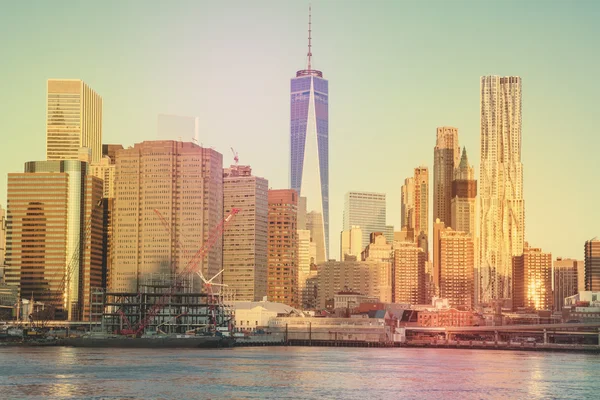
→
(512, 243, 552, 311)
(112, 141, 223, 292)
(46, 79, 103, 163)
(316, 258, 392, 309)
(439, 228, 475, 310)
(222, 165, 268, 301)
(340, 226, 362, 261)
(394, 241, 426, 305)
(267, 189, 298, 307)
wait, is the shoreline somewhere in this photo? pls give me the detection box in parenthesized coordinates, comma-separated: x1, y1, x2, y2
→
(2, 339, 600, 354)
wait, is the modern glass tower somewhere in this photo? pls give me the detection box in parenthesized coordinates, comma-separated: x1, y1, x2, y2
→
(290, 8, 329, 260)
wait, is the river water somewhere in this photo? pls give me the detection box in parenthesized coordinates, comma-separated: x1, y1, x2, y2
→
(0, 347, 598, 399)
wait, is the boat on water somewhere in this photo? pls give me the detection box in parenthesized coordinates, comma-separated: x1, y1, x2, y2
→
(63, 333, 234, 349)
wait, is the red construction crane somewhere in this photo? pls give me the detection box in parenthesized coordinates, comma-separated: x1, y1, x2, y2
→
(118, 207, 241, 337)
(230, 147, 239, 166)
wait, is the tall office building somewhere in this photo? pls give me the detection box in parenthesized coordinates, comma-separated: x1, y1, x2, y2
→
(343, 192, 391, 250)
(46, 79, 103, 163)
(90, 144, 122, 290)
(223, 165, 268, 301)
(267, 189, 298, 307)
(0, 206, 6, 279)
(479, 76, 525, 302)
(451, 147, 477, 236)
(297, 229, 314, 309)
(112, 141, 223, 292)
(585, 237, 600, 291)
(394, 241, 426, 305)
(414, 167, 429, 239)
(433, 127, 460, 227)
(5, 161, 103, 321)
(432, 218, 446, 290)
(340, 226, 362, 261)
(553, 258, 580, 311)
(316, 258, 392, 309)
(512, 243, 552, 310)
(157, 114, 200, 143)
(290, 9, 329, 260)
(401, 177, 415, 237)
(439, 227, 475, 310)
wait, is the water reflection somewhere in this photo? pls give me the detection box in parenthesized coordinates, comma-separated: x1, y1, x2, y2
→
(0, 347, 598, 399)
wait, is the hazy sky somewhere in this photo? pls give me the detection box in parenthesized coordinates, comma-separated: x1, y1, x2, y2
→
(1, 0, 598, 260)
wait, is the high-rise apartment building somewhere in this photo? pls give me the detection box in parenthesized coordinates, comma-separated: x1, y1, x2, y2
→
(297, 229, 315, 309)
(401, 177, 415, 240)
(439, 227, 475, 310)
(340, 226, 362, 261)
(316, 258, 392, 309)
(290, 10, 329, 260)
(432, 218, 446, 290)
(394, 241, 426, 305)
(267, 189, 298, 307)
(112, 141, 223, 292)
(451, 148, 477, 236)
(157, 114, 200, 143)
(585, 237, 600, 291)
(414, 167, 429, 242)
(223, 165, 268, 301)
(343, 191, 391, 250)
(433, 127, 459, 228)
(553, 258, 580, 311)
(479, 76, 525, 302)
(46, 79, 103, 163)
(5, 161, 103, 321)
(512, 243, 552, 310)
(90, 156, 116, 199)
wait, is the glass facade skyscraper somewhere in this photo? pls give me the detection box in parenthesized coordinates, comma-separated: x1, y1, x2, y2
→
(290, 12, 329, 261)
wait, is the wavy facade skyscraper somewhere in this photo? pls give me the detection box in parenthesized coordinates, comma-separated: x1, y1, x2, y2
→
(290, 8, 329, 260)
(479, 76, 525, 303)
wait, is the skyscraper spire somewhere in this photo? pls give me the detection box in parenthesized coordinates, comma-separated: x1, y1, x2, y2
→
(307, 5, 312, 70)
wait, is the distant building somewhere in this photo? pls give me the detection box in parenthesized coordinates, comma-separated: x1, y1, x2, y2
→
(451, 147, 477, 236)
(563, 291, 600, 323)
(585, 237, 600, 291)
(553, 258, 580, 311)
(340, 226, 362, 261)
(90, 144, 122, 198)
(223, 165, 268, 301)
(400, 177, 415, 240)
(343, 191, 392, 249)
(112, 141, 223, 292)
(316, 257, 392, 309)
(361, 233, 393, 303)
(333, 291, 378, 310)
(512, 243, 552, 311)
(232, 300, 302, 331)
(394, 241, 426, 305)
(0, 206, 5, 279)
(267, 189, 298, 307)
(157, 114, 199, 143)
(439, 228, 475, 310)
(6, 160, 103, 321)
(479, 76, 525, 302)
(306, 211, 326, 265)
(433, 127, 459, 228)
(417, 308, 475, 327)
(46, 79, 103, 163)
(413, 167, 429, 242)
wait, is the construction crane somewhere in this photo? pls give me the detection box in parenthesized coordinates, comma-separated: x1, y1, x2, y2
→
(230, 147, 239, 166)
(197, 269, 228, 330)
(117, 207, 241, 337)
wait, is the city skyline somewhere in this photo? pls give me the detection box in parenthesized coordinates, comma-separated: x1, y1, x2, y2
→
(1, 1, 599, 261)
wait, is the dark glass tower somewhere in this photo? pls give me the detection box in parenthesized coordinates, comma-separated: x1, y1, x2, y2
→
(290, 8, 329, 261)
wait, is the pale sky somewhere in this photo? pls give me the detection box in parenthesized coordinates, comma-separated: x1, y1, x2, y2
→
(0, 0, 598, 260)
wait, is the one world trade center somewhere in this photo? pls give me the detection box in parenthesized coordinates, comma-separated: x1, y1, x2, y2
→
(290, 8, 329, 262)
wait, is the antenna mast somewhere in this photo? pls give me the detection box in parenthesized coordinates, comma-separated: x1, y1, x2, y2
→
(307, 5, 312, 70)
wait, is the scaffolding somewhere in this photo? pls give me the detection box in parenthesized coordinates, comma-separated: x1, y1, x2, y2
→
(102, 274, 232, 335)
